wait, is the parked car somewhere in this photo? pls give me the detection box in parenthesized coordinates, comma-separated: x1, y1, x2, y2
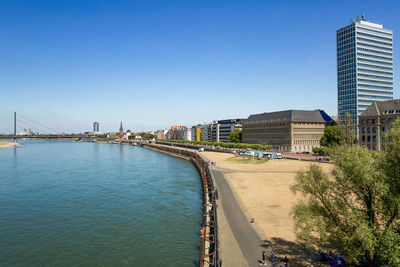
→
(275, 153, 282, 159)
(254, 152, 264, 158)
(263, 152, 272, 159)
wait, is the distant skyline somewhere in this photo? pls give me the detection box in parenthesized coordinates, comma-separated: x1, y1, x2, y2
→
(1, 0, 399, 133)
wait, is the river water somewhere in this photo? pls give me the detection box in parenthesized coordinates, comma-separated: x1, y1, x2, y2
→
(0, 141, 203, 266)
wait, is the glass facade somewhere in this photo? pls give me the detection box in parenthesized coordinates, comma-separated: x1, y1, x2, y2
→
(93, 121, 99, 132)
(337, 18, 393, 126)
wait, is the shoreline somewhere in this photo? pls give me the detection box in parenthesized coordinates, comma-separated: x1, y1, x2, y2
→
(142, 143, 220, 267)
(0, 142, 20, 148)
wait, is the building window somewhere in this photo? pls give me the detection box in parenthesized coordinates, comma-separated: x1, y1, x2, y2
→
(382, 126, 386, 132)
(382, 137, 385, 143)
(372, 127, 376, 133)
(389, 118, 393, 123)
(367, 136, 371, 142)
(361, 119, 365, 124)
(372, 119, 376, 124)
(362, 127, 365, 133)
(367, 119, 370, 124)
(373, 136, 376, 143)
(367, 127, 371, 133)
(362, 136, 365, 142)
(382, 118, 386, 124)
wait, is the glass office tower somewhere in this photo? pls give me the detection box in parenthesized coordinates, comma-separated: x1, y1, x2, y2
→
(337, 16, 393, 126)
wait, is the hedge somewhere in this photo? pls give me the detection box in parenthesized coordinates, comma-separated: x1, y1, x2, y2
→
(157, 139, 272, 150)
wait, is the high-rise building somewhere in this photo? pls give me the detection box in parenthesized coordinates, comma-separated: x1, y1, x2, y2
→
(337, 16, 393, 127)
(93, 121, 99, 132)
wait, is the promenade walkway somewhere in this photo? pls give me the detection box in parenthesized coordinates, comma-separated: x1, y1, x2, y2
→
(147, 144, 281, 266)
(201, 156, 282, 267)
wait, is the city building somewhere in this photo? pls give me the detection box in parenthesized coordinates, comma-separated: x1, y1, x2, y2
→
(337, 16, 393, 128)
(93, 121, 99, 133)
(242, 110, 333, 152)
(155, 130, 166, 140)
(201, 124, 210, 142)
(196, 127, 202, 142)
(358, 99, 400, 150)
(218, 119, 243, 142)
(119, 122, 124, 137)
(197, 119, 243, 143)
(183, 127, 192, 141)
(123, 130, 132, 140)
(190, 125, 202, 142)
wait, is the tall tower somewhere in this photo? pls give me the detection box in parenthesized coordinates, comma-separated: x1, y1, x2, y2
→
(119, 122, 124, 137)
(93, 121, 99, 132)
(337, 16, 393, 127)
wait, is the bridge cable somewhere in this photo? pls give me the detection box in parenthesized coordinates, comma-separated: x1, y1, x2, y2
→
(17, 113, 60, 134)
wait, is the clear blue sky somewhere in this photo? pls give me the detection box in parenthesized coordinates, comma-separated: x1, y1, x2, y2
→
(0, 0, 399, 133)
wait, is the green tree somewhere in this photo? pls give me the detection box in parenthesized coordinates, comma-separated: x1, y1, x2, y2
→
(320, 125, 345, 147)
(228, 129, 242, 143)
(291, 119, 400, 266)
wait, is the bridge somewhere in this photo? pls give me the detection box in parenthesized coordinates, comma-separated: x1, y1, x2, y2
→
(0, 135, 92, 140)
(0, 112, 95, 142)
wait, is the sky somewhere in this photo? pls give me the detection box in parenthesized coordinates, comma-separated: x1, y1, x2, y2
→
(0, 0, 399, 133)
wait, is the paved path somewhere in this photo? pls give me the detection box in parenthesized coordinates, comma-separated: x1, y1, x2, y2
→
(210, 168, 281, 267)
(149, 145, 282, 266)
(212, 166, 298, 174)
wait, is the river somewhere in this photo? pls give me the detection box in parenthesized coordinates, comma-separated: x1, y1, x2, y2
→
(0, 141, 203, 265)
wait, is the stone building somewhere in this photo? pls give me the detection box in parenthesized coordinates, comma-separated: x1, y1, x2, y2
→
(242, 110, 332, 152)
(358, 99, 400, 151)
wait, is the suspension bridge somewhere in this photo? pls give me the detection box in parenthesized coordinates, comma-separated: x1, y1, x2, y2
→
(0, 112, 89, 142)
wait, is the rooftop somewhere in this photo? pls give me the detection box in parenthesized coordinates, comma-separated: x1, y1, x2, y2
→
(245, 110, 332, 124)
(359, 99, 400, 117)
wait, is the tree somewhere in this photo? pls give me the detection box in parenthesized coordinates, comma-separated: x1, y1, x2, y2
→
(339, 112, 356, 145)
(228, 129, 242, 143)
(291, 119, 400, 266)
(320, 125, 345, 147)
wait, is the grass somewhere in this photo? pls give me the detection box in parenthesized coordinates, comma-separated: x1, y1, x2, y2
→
(226, 156, 268, 164)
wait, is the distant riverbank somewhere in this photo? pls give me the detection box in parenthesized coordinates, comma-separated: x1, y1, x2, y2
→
(0, 142, 19, 148)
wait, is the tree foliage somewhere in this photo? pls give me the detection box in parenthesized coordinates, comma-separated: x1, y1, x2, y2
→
(312, 147, 329, 155)
(157, 139, 272, 150)
(320, 125, 345, 147)
(228, 129, 242, 143)
(291, 119, 400, 266)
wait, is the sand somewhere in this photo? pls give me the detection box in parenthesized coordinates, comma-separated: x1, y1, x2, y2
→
(201, 151, 333, 264)
(0, 142, 19, 148)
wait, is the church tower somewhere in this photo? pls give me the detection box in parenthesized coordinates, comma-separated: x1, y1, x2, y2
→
(119, 122, 124, 137)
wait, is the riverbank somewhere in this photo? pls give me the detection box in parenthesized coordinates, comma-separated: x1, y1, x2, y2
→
(142, 143, 220, 267)
(201, 151, 333, 265)
(0, 142, 19, 148)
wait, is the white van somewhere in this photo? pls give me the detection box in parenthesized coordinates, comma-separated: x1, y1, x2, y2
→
(243, 151, 255, 157)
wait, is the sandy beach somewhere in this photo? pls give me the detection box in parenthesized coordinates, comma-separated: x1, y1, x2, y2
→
(201, 151, 333, 264)
(0, 141, 19, 148)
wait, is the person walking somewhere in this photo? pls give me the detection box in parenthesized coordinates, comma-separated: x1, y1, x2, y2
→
(259, 250, 267, 265)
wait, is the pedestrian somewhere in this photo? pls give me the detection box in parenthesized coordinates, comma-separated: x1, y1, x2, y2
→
(259, 250, 267, 265)
(284, 256, 289, 266)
